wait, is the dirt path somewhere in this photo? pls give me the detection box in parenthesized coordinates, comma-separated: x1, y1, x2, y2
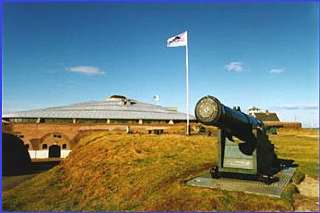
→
(298, 176, 319, 198)
(294, 176, 319, 211)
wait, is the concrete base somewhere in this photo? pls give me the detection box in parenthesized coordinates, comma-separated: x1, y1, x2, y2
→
(186, 167, 296, 198)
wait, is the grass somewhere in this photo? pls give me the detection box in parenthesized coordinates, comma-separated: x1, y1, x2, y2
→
(2, 161, 59, 191)
(2, 129, 319, 211)
(2, 174, 37, 191)
(292, 170, 305, 184)
(270, 128, 319, 177)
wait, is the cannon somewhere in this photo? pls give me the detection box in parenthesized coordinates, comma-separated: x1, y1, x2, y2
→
(195, 96, 281, 184)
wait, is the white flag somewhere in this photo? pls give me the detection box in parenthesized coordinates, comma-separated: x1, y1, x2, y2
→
(167, 31, 187, 47)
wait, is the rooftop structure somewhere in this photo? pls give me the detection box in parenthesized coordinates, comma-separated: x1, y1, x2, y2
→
(251, 112, 280, 122)
(248, 107, 280, 122)
(248, 107, 301, 129)
(3, 95, 195, 122)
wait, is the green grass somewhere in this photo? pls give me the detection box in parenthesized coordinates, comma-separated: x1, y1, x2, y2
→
(270, 131, 319, 177)
(2, 129, 319, 211)
(2, 174, 37, 191)
(292, 170, 305, 184)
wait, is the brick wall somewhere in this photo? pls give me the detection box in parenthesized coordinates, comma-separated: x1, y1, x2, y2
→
(3, 123, 197, 152)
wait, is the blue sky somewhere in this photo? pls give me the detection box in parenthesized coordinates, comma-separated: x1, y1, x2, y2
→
(2, 2, 319, 127)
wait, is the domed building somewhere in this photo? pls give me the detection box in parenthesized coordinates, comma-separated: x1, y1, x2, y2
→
(3, 95, 196, 160)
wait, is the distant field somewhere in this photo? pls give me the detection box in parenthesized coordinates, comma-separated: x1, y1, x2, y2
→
(2, 129, 319, 211)
(271, 128, 319, 177)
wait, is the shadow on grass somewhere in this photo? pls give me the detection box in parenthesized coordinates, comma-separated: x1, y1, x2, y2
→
(3, 160, 60, 191)
(2, 133, 60, 177)
(2, 133, 32, 176)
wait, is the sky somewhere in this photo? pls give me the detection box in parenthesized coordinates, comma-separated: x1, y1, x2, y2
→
(2, 2, 319, 127)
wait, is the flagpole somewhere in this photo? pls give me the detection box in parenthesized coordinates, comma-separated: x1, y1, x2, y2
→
(185, 31, 189, 135)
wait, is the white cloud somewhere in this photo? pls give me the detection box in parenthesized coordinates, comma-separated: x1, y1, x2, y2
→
(271, 105, 318, 110)
(269, 68, 285, 74)
(66, 66, 104, 75)
(225, 62, 243, 72)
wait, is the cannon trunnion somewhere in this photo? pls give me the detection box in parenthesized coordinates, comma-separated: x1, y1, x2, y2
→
(195, 96, 280, 184)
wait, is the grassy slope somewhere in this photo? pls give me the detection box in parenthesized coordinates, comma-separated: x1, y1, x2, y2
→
(3, 129, 319, 211)
(2, 174, 37, 191)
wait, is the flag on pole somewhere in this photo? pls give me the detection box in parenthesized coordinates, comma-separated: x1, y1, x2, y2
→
(167, 31, 187, 47)
(167, 31, 190, 135)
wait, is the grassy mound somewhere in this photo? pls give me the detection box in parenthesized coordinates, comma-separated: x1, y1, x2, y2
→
(3, 130, 318, 211)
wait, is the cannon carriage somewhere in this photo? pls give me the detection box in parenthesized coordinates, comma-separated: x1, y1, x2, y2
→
(195, 96, 281, 184)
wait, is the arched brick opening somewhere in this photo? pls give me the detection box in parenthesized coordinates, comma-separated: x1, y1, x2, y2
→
(48, 145, 61, 158)
(40, 132, 71, 150)
(37, 132, 72, 158)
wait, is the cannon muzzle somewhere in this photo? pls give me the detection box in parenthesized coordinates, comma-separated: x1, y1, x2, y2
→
(194, 96, 223, 125)
(195, 95, 263, 143)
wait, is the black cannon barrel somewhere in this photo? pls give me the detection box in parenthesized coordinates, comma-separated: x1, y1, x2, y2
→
(195, 95, 263, 142)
